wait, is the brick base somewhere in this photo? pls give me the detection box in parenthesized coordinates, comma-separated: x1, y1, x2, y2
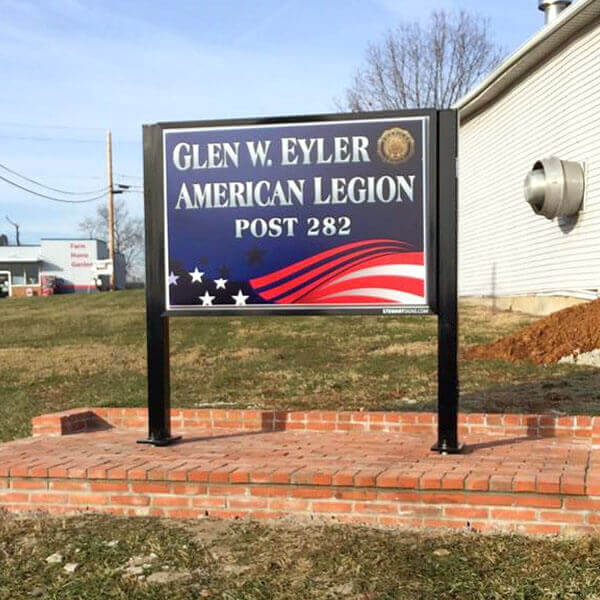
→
(2, 408, 600, 535)
(5, 478, 596, 535)
(9, 285, 42, 298)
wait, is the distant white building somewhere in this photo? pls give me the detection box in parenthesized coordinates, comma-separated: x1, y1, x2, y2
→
(0, 238, 125, 298)
(455, 0, 600, 314)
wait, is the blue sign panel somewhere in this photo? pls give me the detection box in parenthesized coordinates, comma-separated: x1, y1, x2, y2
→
(163, 116, 430, 314)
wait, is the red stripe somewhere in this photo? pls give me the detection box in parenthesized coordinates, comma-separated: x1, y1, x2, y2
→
(286, 252, 423, 302)
(257, 245, 404, 301)
(272, 251, 400, 304)
(250, 239, 408, 289)
(304, 275, 424, 302)
(304, 295, 397, 305)
(341, 252, 424, 267)
(268, 251, 425, 304)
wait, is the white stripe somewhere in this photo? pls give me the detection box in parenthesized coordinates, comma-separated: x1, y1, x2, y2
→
(320, 288, 425, 305)
(330, 264, 425, 284)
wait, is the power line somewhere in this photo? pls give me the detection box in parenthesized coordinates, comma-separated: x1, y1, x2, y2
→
(0, 135, 106, 144)
(0, 174, 141, 202)
(0, 174, 107, 204)
(115, 173, 143, 179)
(0, 162, 109, 195)
(0, 121, 105, 131)
(38, 174, 105, 180)
(0, 135, 140, 145)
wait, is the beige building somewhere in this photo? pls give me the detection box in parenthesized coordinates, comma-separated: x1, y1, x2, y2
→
(0, 238, 125, 298)
(455, 0, 600, 314)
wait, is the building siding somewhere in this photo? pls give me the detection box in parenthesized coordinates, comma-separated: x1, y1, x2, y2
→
(0, 239, 126, 296)
(458, 19, 600, 298)
(41, 239, 104, 292)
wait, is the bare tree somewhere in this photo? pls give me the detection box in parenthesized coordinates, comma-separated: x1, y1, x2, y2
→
(79, 199, 144, 280)
(340, 10, 504, 111)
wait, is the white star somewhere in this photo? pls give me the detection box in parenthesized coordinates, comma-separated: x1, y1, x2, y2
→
(199, 291, 215, 306)
(189, 267, 204, 283)
(214, 278, 228, 290)
(168, 272, 179, 286)
(232, 289, 249, 306)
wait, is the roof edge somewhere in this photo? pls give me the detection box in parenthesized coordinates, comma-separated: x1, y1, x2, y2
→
(41, 238, 108, 244)
(454, 0, 597, 119)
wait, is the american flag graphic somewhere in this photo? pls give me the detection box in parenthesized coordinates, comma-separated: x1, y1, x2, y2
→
(168, 239, 425, 308)
(250, 239, 425, 306)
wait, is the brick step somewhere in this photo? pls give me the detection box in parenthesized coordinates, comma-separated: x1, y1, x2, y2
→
(0, 408, 598, 535)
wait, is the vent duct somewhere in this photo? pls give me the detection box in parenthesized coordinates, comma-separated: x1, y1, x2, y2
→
(524, 157, 585, 220)
(538, 0, 572, 24)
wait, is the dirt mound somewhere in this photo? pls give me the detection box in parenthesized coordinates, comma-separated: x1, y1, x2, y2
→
(464, 299, 600, 365)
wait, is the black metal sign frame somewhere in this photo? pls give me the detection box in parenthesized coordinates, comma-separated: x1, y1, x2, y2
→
(141, 109, 460, 453)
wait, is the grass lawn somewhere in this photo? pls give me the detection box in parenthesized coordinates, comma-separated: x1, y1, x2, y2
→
(2, 513, 600, 599)
(1, 290, 599, 442)
(3, 292, 600, 598)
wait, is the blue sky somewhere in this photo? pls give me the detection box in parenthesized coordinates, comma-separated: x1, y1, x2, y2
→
(0, 0, 548, 244)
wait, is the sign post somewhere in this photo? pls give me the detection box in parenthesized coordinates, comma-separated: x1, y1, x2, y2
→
(432, 111, 461, 454)
(140, 124, 180, 446)
(141, 110, 460, 453)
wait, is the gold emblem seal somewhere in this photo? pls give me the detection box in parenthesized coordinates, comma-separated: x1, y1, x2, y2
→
(377, 128, 415, 164)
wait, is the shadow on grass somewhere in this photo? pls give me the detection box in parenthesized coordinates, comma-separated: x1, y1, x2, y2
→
(460, 368, 600, 415)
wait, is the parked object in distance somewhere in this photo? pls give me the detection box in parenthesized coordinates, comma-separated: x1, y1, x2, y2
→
(0, 275, 8, 298)
(41, 275, 59, 297)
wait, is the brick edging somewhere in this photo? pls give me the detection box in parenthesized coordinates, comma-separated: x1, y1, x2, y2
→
(31, 407, 600, 442)
(2, 477, 599, 535)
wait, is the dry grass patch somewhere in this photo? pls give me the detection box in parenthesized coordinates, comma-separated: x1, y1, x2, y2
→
(460, 301, 534, 331)
(172, 346, 264, 368)
(0, 344, 145, 381)
(370, 341, 434, 356)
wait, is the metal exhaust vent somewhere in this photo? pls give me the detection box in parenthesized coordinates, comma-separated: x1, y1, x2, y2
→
(524, 157, 585, 220)
(539, 0, 572, 24)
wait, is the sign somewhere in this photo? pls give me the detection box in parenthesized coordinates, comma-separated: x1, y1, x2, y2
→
(92, 259, 113, 276)
(70, 242, 92, 268)
(162, 114, 434, 315)
(142, 110, 459, 453)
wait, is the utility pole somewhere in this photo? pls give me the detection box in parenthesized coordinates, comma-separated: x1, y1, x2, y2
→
(5, 216, 20, 246)
(107, 130, 115, 290)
